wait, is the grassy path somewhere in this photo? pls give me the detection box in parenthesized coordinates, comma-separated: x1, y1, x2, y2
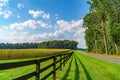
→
(56, 51, 120, 80)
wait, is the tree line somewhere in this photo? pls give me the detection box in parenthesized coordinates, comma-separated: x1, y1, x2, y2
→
(38, 40, 78, 49)
(0, 43, 38, 49)
(84, 0, 120, 54)
(0, 40, 78, 49)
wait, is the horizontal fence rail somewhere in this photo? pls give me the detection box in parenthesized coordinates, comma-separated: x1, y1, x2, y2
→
(0, 51, 73, 80)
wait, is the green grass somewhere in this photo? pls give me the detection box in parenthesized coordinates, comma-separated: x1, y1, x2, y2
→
(0, 51, 120, 80)
(56, 51, 120, 80)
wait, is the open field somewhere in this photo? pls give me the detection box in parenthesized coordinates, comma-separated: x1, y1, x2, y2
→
(0, 49, 70, 60)
(0, 51, 120, 80)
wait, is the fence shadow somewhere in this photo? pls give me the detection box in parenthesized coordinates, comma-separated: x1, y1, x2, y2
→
(76, 55, 92, 80)
(74, 56, 80, 80)
(62, 55, 73, 80)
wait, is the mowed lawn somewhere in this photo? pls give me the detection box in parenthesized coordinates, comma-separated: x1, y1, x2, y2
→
(56, 51, 120, 80)
(0, 51, 120, 80)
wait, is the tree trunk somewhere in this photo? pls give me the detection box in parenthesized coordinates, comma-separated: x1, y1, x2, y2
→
(115, 43, 119, 55)
(102, 13, 109, 55)
(95, 40, 98, 53)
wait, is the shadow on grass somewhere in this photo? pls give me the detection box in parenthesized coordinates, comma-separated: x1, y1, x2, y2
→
(76, 55, 92, 80)
(62, 56, 73, 80)
(74, 56, 80, 80)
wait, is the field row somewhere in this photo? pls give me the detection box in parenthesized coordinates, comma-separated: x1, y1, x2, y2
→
(0, 49, 70, 59)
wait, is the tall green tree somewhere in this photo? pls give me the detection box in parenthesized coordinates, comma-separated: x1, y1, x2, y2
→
(84, 0, 120, 54)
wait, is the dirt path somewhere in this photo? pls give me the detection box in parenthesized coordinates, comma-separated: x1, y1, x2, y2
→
(78, 51, 120, 64)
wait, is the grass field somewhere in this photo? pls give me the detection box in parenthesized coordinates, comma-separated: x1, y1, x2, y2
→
(56, 51, 120, 80)
(0, 50, 120, 80)
(0, 49, 70, 60)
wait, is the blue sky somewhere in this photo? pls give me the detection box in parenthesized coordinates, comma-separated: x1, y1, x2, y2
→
(0, 0, 89, 48)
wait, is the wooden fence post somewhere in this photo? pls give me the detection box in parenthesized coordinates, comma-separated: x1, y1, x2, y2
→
(53, 56, 56, 80)
(36, 60, 40, 80)
(60, 54, 62, 70)
(66, 54, 68, 63)
(66, 54, 67, 63)
(64, 54, 65, 66)
(68, 54, 69, 61)
(67, 54, 69, 62)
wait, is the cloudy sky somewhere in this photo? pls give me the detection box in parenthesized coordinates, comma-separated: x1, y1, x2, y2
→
(0, 0, 89, 48)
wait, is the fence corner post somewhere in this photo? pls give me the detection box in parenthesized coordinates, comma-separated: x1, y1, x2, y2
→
(53, 56, 56, 80)
(36, 60, 40, 80)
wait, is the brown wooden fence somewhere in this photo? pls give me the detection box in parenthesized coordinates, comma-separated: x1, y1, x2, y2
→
(0, 51, 73, 80)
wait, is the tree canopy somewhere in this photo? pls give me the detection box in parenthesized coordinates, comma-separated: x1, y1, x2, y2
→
(0, 40, 78, 49)
(38, 40, 78, 49)
(0, 43, 38, 49)
(84, 0, 120, 54)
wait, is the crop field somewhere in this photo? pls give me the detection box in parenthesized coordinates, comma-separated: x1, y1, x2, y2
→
(0, 49, 70, 60)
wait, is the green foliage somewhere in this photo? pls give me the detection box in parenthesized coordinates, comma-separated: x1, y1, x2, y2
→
(84, 0, 120, 54)
(38, 40, 78, 50)
(0, 43, 38, 49)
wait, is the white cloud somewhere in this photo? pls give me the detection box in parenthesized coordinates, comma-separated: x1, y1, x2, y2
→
(0, 18, 86, 48)
(28, 10, 44, 18)
(57, 19, 83, 32)
(3, 10, 12, 19)
(0, 10, 12, 19)
(42, 13, 50, 19)
(75, 37, 87, 48)
(17, 3, 24, 9)
(74, 28, 87, 48)
(57, 19, 86, 48)
(10, 31, 30, 43)
(0, 0, 12, 19)
(74, 28, 86, 37)
(29, 30, 65, 42)
(28, 10, 50, 19)
(0, 26, 65, 43)
(0, 0, 9, 7)
(0, 30, 30, 43)
(10, 19, 51, 30)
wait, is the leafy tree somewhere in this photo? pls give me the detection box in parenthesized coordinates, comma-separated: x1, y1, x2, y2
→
(84, 0, 120, 54)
